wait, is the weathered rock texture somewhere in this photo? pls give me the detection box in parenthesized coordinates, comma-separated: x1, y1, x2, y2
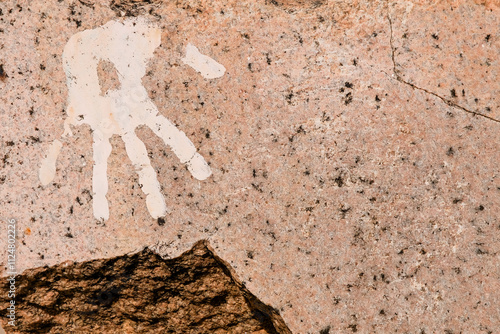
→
(1, 0, 499, 333)
(0, 240, 291, 333)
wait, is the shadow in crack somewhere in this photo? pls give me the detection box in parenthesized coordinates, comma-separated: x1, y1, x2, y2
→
(0, 240, 291, 334)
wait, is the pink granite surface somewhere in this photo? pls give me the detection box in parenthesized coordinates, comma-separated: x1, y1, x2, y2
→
(0, 0, 499, 333)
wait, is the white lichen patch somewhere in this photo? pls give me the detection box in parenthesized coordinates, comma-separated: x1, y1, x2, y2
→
(39, 18, 214, 221)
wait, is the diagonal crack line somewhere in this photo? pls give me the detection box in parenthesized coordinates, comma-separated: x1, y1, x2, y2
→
(387, 12, 500, 124)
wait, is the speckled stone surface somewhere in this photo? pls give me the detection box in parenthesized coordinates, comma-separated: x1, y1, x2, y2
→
(1, 1, 499, 333)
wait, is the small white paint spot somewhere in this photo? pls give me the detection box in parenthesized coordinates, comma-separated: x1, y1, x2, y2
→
(39, 18, 214, 221)
(181, 43, 226, 79)
(39, 139, 63, 186)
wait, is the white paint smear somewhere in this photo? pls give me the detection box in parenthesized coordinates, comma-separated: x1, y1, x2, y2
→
(39, 139, 63, 186)
(181, 43, 226, 79)
(39, 18, 212, 221)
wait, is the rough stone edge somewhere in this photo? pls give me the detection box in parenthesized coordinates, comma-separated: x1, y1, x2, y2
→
(199, 240, 293, 334)
(0, 240, 292, 334)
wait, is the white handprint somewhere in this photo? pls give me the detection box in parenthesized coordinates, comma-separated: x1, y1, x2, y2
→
(39, 18, 221, 221)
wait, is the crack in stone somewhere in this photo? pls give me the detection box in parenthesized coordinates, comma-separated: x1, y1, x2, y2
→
(387, 11, 500, 124)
